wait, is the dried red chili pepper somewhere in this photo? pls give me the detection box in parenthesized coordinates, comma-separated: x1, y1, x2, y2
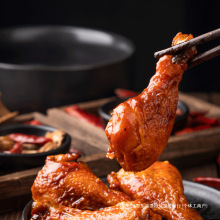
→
(24, 120, 42, 125)
(114, 88, 138, 99)
(175, 111, 220, 135)
(189, 111, 207, 118)
(4, 142, 23, 154)
(175, 125, 212, 135)
(193, 177, 220, 190)
(8, 133, 52, 145)
(188, 115, 220, 127)
(65, 105, 105, 129)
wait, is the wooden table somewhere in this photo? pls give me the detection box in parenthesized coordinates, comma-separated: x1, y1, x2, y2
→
(1, 93, 220, 219)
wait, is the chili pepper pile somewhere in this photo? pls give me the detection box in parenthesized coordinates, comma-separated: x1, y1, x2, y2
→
(175, 111, 220, 135)
(1, 133, 52, 154)
(4, 142, 23, 154)
(8, 133, 51, 145)
(64, 105, 105, 129)
(0, 130, 65, 154)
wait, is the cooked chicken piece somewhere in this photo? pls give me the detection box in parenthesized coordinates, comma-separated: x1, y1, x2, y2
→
(32, 153, 130, 210)
(23, 143, 39, 150)
(0, 136, 14, 151)
(107, 161, 202, 220)
(105, 33, 197, 171)
(38, 141, 58, 152)
(22, 150, 38, 154)
(45, 129, 65, 146)
(31, 200, 162, 220)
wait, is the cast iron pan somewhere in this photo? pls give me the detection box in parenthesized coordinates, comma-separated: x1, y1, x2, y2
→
(183, 180, 220, 219)
(0, 124, 71, 172)
(22, 180, 220, 220)
(0, 26, 134, 70)
(0, 26, 135, 113)
(99, 98, 189, 133)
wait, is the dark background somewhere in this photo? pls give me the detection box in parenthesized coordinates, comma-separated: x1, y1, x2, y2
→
(0, 0, 219, 112)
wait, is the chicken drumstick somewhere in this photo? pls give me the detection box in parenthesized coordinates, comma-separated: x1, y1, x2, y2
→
(32, 153, 130, 210)
(107, 161, 202, 220)
(105, 33, 197, 171)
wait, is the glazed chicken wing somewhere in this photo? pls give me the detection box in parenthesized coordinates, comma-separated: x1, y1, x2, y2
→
(107, 161, 202, 220)
(31, 153, 130, 210)
(31, 200, 162, 220)
(105, 33, 197, 171)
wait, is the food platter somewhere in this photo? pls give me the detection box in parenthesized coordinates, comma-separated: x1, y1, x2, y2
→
(22, 180, 220, 220)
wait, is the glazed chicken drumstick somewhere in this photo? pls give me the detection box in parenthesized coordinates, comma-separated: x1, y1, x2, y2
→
(107, 161, 202, 220)
(105, 33, 197, 171)
(31, 153, 131, 210)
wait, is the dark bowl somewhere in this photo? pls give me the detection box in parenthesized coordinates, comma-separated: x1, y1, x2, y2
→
(99, 98, 189, 133)
(173, 100, 189, 132)
(22, 180, 220, 220)
(0, 26, 134, 113)
(0, 124, 71, 172)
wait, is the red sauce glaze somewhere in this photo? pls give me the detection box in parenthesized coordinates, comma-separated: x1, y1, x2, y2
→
(105, 33, 197, 171)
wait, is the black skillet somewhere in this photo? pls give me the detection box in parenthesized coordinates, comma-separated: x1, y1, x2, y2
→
(0, 26, 134, 113)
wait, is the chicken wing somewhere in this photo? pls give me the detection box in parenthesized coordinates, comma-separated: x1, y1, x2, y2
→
(31, 200, 162, 220)
(105, 33, 197, 171)
(32, 153, 130, 210)
(107, 161, 202, 220)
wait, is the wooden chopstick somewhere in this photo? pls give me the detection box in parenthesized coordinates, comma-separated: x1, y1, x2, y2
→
(154, 28, 220, 59)
(188, 45, 220, 68)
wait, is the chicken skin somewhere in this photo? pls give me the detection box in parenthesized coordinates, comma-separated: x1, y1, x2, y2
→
(32, 153, 131, 210)
(107, 161, 202, 220)
(105, 33, 197, 171)
(31, 200, 162, 220)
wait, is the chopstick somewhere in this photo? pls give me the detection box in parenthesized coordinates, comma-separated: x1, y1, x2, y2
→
(154, 28, 220, 68)
(188, 45, 220, 68)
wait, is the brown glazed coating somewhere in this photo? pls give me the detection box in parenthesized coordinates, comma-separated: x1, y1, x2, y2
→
(105, 33, 197, 171)
(107, 161, 202, 220)
(31, 200, 162, 220)
(31, 153, 131, 210)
